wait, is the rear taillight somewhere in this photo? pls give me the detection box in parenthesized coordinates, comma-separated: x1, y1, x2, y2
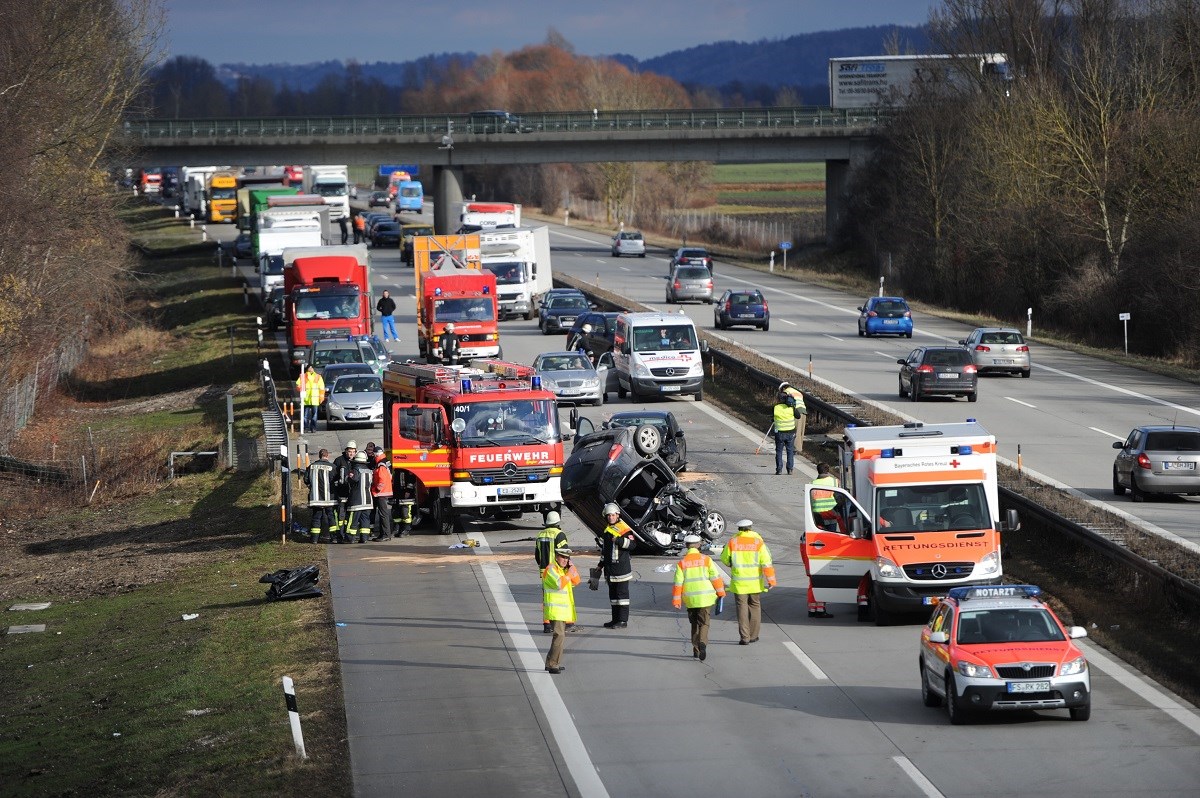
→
(674, 280, 682, 289)
(762, 300, 768, 310)
(608, 444, 624, 462)
(1136, 453, 1152, 470)
(725, 301, 732, 312)
(974, 344, 991, 352)
(705, 280, 713, 288)
(867, 311, 878, 317)
(1016, 345, 1030, 352)
(916, 365, 935, 373)
(963, 364, 978, 373)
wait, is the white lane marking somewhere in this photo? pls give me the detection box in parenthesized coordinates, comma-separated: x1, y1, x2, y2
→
(782, 641, 828, 680)
(874, 351, 895, 360)
(473, 535, 610, 798)
(893, 756, 946, 798)
(1091, 426, 1123, 440)
(779, 318, 796, 326)
(1005, 396, 1037, 409)
(1084, 644, 1200, 739)
(822, 333, 844, 342)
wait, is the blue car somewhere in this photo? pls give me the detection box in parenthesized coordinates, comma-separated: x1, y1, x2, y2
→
(714, 289, 769, 331)
(858, 296, 913, 338)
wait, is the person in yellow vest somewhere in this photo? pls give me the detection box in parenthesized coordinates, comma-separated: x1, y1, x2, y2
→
(805, 463, 841, 618)
(720, 519, 777, 645)
(295, 365, 325, 431)
(771, 385, 799, 475)
(779, 381, 807, 449)
(535, 511, 569, 633)
(672, 533, 726, 662)
(542, 542, 580, 675)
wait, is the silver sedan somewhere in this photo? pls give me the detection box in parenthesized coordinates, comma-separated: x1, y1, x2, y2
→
(324, 375, 384, 428)
(533, 351, 609, 406)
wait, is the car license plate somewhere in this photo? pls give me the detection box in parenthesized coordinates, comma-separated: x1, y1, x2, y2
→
(937, 373, 959, 380)
(1163, 461, 1196, 471)
(1007, 681, 1050, 693)
(661, 385, 681, 392)
(884, 319, 897, 325)
(346, 413, 368, 419)
(562, 316, 576, 324)
(994, 359, 1014, 364)
(736, 314, 755, 319)
(561, 389, 580, 396)
(498, 486, 524, 497)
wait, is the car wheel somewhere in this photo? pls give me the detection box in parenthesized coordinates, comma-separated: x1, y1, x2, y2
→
(1021, 368, 1031, 378)
(910, 378, 920, 402)
(702, 510, 726, 540)
(899, 376, 908, 398)
(1130, 473, 1146, 503)
(858, 325, 866, 337)
(761, 322, 769, 331)
(873, 591, 893, 627)
(523, 309, 533, 321)
(920, 660, 942, 707)
(1070, 699, 1091, 721)
(945, 674, 969, 725)
(638, 253, 645, 258)
(592, 393, 604, 407)
(905, 332, 913, 338)
(695, 386, 704, 402)
(714, 316, 723, 330)
(967, 391, 978, 403)
(1113, 468, 1126, 496)
(541, 325, 551, 336)
(633, 424, 662, 456)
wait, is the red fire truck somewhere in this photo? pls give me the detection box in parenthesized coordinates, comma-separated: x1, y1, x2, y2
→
(382, 359, 563, 533)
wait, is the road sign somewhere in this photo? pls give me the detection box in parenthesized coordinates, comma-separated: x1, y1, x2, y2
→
(378, 163, 420, 177)
(1118, 312, 1131, 321)
(779, 241, 793, 251)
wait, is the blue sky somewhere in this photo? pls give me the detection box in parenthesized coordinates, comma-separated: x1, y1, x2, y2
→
(161, 0, 936, 65)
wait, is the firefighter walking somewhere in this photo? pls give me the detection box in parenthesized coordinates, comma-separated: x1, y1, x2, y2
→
(597, 502, 635, 628)
(672, 534, 726, 662)
(542, 542, 580, 675)
(720, 518, 777, 644)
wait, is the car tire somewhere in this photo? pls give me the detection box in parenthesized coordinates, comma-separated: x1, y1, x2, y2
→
(695, 386, 704, 402)
(1070, 699, 1091, 721)
(920, 661, 942, 707)
(858, 326, 866, 337)
(1130, 473, 1146, 503)
(638, 253, 645, 258)
(967, 391, 978, 403)
(1113, 468, 1126, 496)
(633, 424, 662, 456)
(592, 394, 604, 407)
(910, 379, 920, 402)
(542, 325, 551, 336)
(1021, 368, 1031, 378)
(873, 591, 893, 627)
(702, 510, 726, 540)
(945, 674, 969, 725)
(762, 322, 769, 332)
(523, 309, 533, 321)
(714, 317, 724, 330)
(899, 377, 908, 398)
(905, 332, 913, 338)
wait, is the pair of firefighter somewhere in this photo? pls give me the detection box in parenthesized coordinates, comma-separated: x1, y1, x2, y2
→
(311, 441, 397, 542)
(803, 462, 840, 617)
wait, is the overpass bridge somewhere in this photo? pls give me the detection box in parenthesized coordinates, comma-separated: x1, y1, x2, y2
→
(125, 107, 887, 237)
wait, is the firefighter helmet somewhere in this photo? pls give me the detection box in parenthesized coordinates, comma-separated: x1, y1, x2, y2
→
(602, 502, 620, 516)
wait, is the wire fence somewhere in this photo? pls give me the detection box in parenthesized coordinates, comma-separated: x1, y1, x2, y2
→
(0, 337, 88, 453)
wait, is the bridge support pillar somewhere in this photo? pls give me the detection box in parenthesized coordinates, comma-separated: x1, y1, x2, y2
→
(433, 166, 464, 234)
(825, 159, 850, 246)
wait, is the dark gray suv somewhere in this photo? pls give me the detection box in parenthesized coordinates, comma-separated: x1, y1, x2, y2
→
(898, 346, 979, 402)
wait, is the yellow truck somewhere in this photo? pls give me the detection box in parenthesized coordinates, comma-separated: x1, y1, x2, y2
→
(207, 171, 239, 223)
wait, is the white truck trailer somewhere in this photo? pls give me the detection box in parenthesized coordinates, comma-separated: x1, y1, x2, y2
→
(301, 165, 350, 221)
(478, 226, 552, 320)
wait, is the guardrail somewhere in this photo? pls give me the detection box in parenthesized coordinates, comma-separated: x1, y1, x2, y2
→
(124, 106, 892, 140)
(260, 357, 294, 538)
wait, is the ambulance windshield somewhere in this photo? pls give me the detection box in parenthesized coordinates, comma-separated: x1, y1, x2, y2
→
(875, 484, 989, 532)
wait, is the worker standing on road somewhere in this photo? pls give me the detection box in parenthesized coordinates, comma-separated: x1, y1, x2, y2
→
(296, 366, 325, 432)
(353, 212, 365, 244)
(346, 452, 374, 543)
(804, 463, 841, 618)
(331, 441, 358, 543)
(672, 533, 726, 662)
(376, 290, 399, 342)
(304, 448, 336, 544)
(720, 519, 776, 644)
(597, 502, 635, 628)
(338, 215, 349, 245)
(543, 542, 580, 675)
(536, 511, 570, 633)
(779, 381, 807, 450)
(772, 385, 799, 475)
(439, 323, 462, 365)
(370, 449, 394, 541)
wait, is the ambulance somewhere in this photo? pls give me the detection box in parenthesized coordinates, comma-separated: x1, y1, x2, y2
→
(801, 420, 1020, 624)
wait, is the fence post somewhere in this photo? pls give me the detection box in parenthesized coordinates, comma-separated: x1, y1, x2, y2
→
(226, 393, 235, 469)
(281, 676, 307, 759)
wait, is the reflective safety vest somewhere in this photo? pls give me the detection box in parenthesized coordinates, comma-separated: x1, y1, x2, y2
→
(720, 530, 776, 594)
(305, 460, 336, 507)
(535, 526, 567, 570)
(348, 464, 374, 511)
(542, 561, 580, 622)
(672, 548, 725, 609)
(811, 475, 839, 513)
(371, 462, 393, 498)
(296, 372, 325, 406)
(773, 402, 797, 433)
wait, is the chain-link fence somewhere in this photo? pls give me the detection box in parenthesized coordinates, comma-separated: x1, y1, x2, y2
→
(0, 337, 88, 453)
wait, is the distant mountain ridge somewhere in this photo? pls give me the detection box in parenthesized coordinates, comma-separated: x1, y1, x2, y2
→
(213, 25, 930, 103)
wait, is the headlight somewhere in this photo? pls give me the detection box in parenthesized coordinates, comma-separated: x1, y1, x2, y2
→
(632, 360, 652, 378)
(327, 400, 343, 412)
(689, 361, 704, 376)
(371, 400, 383, 412)
(875, 556, 903, 579)
(957, 660, 993, 678)
(976, 550, 1001, 575)
(541, 378, 557, 390)
(582, 378, 599, 389)
(1060, 656, 1087, 676)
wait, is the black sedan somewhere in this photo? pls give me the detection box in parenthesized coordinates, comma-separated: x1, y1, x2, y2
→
(602, 410, 688, 472)
(566, 311, 621, 359)
(371, 221, 402, 248)
(368, 191, 391, 207)
(538, 293, 591, 335)
(898, 346, 978, 402)
(232, 232, 253, 261)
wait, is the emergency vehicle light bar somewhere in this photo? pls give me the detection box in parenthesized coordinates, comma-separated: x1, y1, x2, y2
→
(946, 585, 1041, 601)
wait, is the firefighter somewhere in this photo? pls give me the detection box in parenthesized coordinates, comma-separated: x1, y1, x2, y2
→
(370, 449, 394, 541)
(597, 502, 635, 628)
(346, 451, 374, 543)
(542, 542, 580, 675)
(439, 323, 462, 364)
(672, 533, 726, 662)
(805, 463, 841, 618)
(535, 511, 569, 633)
(720, 519, 777, 644)
(331, 440, 358, 542)
(394, 471, 416, 536)
(303, 448, 336, 544)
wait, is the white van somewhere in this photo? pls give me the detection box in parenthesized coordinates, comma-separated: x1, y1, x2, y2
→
(612, 312, 708, 401)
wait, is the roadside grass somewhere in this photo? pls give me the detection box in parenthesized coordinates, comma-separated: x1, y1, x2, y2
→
(715, 191, 825, 206)
(0, 200, 348, 796)
(712, 163, 825, 183)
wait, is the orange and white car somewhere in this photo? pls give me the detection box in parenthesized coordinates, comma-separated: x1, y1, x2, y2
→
(918, 584, 1091, 724)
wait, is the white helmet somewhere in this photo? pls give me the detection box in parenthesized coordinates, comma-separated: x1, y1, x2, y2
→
(602, 502, 620, 516)
(581, 323, 593, 333)
(445, 323, 455, 332)
(544, 511, 561, 526)
(684, 534, 702, 545)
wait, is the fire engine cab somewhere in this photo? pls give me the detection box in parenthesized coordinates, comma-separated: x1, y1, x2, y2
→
(382, 359, 563, 533)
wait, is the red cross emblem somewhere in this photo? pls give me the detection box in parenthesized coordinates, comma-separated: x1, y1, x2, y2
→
(949, 459, 961, 468)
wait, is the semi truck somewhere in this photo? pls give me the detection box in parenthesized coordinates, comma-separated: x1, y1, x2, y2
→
(828, 53, 1011, 109)
(206, 171, 239, 223)
(478, 226, 552, 320)
(459, 201, 520, 232)
(381, 359, 564, 533)
(181, 165, 222, 216)
(237, 186, 294, 232)
(282, 244, 372, 373)
(412, 234, 500, 363)
(301, 165, 350, 221)
(801, 420, 1020, 625)
(254, 206, 327, 264)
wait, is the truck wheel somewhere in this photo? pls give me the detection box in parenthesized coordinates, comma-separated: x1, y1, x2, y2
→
(872, 585, 893, 626)
(435, 499, 454, 535)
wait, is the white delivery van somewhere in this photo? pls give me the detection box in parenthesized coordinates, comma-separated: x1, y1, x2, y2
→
(612, 312, 708, 401)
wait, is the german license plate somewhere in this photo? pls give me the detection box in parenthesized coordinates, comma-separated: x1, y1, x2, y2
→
(1163, 461, 1195, 470)
(937, 373, 959, 380)
(995, 359, 1014, 364)
(884, 319, 897, 325)
(346, 413, 368, 419)
(736, 314, 755, 319)
(498, 486, 524, 497)
(661, 385, 681, 392)
(1007, 681, 1050, 693)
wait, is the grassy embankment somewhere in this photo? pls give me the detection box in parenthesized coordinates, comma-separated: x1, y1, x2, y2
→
(0, 202, 348, 797)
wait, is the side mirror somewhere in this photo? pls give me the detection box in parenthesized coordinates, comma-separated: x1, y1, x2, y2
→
(857, 306, 866, 313)
(897, 358, 907, 365)
(928, 631, 949, 644)
(957, 339, 967, 345)
(1068, 626, 1088, 639)
(1112, 441, 1125, 449)
(675, 430, 684, 438)
(1002, 508, 1020, 533)
(700, 340, 709, 353)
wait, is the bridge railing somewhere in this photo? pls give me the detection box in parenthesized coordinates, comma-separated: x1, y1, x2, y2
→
(123, 106, 891, 140)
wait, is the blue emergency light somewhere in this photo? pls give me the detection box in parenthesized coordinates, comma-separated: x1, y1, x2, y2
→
(966, 418, 977, 423)
(531, 375, 542, 389)
(434, 287, 443, 296)
(460, 379, 472, 394)
(481, 475, 495, 484)
(947, 584, 1041, 601)
(483, 286, 491, 294)
(881, 448, 895, 458)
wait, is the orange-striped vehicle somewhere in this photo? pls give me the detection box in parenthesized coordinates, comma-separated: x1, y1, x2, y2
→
(802, 421, 1019, 625)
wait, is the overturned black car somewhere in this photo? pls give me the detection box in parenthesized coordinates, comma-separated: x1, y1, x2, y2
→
(561, 411, 724, 555)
